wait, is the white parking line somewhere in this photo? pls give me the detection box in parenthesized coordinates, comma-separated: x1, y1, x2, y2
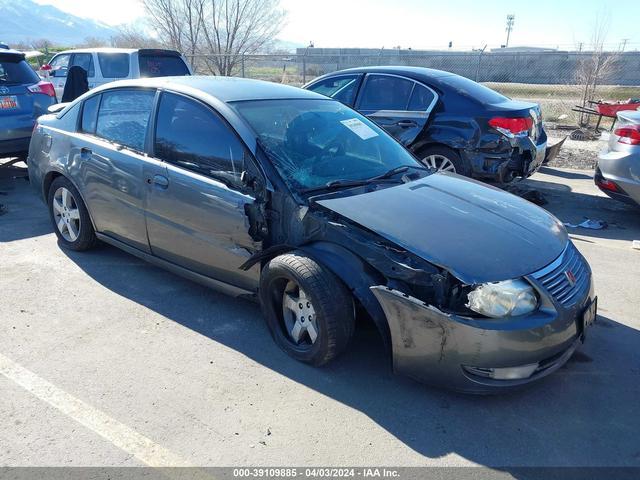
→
(0, 352, 191, 467)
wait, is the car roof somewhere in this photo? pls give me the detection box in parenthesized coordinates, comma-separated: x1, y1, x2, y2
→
(0, 49, 26, 59)
(90, 75, 325, 103)
(327, 66, 454, 79)
(56, 47, 138, 55)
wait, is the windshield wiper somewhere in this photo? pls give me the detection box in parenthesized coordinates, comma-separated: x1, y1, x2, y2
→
(300, 165, 429, 195)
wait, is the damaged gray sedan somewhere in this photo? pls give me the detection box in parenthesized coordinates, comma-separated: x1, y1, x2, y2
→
(27, 77, 597, 393)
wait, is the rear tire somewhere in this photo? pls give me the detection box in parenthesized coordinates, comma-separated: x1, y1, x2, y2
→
(259, 252, 355, 366)
(417, 145, 470, 176)
(47, 176, 96, 251)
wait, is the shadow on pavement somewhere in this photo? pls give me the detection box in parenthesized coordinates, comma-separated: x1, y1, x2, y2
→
(60, 241, 640, 470)
(521, 170, 640, 244)
(0, 166, 54, 243)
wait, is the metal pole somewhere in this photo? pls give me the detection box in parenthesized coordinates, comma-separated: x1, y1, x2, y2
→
(475, 45, 487, 82)
(302, 56, 307, 84)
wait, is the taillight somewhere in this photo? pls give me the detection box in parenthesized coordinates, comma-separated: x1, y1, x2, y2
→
(595, 175, 620, 193)
(489, 117, 533, 136)
(27, 81, 56, 98)
(614, 125, 640, 145)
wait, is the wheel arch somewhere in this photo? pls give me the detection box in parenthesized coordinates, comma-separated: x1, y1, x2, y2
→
(44, 170, 98, 232)
(245, 241, 392, 353)
(297, 242, 392, 353)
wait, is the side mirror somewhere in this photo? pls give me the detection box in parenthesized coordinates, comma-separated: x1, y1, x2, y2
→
(240, 170, 255, 189)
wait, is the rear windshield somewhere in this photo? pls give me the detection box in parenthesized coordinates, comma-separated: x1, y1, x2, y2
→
(138, 55, 189, 77)
(0, 56, 39, 85)
(439, 74, 509, 104)
(98, 53, 130, 78)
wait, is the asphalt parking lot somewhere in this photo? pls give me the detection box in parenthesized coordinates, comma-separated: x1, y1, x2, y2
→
(1, 162, 639, 469)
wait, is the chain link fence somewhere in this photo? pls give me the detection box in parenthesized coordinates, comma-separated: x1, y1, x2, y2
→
(186, 51, 640, 127)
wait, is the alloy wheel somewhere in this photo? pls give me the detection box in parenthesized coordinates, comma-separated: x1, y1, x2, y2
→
(52, 187, 81, 242)
(282, 280, 318, 346)
(422, 154, 457, 173)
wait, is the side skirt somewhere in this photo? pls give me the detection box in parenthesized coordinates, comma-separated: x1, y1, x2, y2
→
(95, 233, 256, 299)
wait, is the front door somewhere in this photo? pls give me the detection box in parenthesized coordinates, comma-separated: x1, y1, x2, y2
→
(145, 91, 261, 291)
(356, 74, 435, 146)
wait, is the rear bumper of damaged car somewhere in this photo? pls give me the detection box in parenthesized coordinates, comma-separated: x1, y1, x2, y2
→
(370, 279, 595, 394)
(463, 135, 547, 183)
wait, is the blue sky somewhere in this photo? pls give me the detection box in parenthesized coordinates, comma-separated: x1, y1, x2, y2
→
(35, 0, 640, 51)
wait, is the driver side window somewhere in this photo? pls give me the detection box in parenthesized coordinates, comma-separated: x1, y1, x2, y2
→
(154, 92, 247, 188)
(49, 53, 70, 78)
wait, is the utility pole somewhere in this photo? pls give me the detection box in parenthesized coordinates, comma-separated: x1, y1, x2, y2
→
(621, 38, 629, 51)
(505, 14, 515, 47)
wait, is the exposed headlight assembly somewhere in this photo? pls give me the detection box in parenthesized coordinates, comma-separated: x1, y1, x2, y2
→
(466, 279, 538, 318)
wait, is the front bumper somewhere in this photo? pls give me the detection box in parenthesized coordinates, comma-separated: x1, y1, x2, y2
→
(371, 274, 595, 394)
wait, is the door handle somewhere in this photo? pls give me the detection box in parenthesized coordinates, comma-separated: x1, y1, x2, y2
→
(148, 174, 169, 189)
(396, 120, 418, 128)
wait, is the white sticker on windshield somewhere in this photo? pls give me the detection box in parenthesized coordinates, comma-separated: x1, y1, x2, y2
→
(340, 118, 379, 140)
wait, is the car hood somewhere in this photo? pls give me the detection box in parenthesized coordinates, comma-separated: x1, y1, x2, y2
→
(316, 173, 568, 285)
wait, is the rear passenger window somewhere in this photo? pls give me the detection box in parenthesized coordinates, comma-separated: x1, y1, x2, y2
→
(81, 94, 101, 133)
(154, 92, 247, 187)
(408, 84, 436, 111)
(97, 53, 130, 78)
(95, 89, 155, 151)
(358, 75, 414, 111)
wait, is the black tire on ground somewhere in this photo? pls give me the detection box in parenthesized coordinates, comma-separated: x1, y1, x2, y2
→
(416, 145, 470, 177)
(259, 252, 355, 366)
(47, 176, 97, 251)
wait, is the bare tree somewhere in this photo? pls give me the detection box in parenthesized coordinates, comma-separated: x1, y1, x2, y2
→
(143, 0, 286, 76)
(111, 25, 162, 48)
(575, 14, 621, 127)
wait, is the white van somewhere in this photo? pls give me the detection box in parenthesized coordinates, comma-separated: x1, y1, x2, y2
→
(38, 48, 192, 98)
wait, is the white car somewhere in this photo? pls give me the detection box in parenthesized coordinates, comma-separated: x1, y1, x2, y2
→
(38, 48, 192, 99)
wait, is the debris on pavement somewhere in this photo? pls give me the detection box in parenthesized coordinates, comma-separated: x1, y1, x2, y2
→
(0, 204, 7, 216)
(503, 185, 548, 205)
(564, 219, 608, 230)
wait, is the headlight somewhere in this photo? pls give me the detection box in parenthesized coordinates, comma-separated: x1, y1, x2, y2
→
(466, 279, 538, 318)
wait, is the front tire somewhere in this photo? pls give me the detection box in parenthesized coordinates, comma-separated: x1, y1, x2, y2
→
(47, 176, 96, 251)
(259, 252, 355, 366)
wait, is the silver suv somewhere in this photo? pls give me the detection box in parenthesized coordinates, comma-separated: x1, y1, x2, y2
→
(39, 48, 192, 99)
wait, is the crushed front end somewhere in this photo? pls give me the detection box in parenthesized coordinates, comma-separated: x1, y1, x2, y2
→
(370, 242, 595, 393)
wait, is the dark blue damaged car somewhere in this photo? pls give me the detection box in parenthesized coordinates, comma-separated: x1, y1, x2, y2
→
(28, 77, 595, 393)
(304, 66, 562, 183)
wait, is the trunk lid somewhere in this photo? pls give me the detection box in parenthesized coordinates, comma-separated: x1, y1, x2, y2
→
(316, 173, 567, 285)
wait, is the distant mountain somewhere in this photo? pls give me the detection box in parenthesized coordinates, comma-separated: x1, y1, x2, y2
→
(0, 0, 118, 47)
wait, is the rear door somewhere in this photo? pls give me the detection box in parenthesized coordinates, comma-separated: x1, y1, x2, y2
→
(74, 88, 156, 252)
(0, 53, 40, 140)
(145, 91, 261, 290)
(355, 73, 436, 146)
